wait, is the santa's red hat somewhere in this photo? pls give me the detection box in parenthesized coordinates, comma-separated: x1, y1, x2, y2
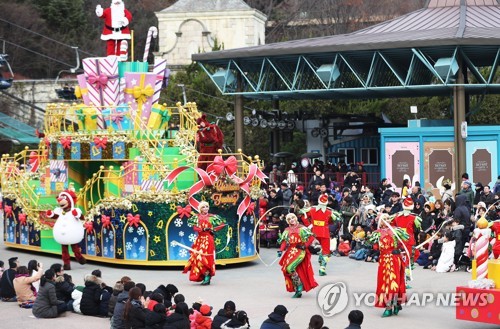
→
(318, 194, 329, 205)
(57, 189, 77, 209)
(402, 197, 414, 210)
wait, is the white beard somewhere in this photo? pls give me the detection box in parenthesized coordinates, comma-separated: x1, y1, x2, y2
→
(110, 2, 125, 28)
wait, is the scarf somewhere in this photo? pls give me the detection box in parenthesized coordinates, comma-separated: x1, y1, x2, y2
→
(15, 273, 37, 297)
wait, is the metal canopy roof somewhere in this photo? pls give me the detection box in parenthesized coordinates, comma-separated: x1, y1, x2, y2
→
(0, 112, 39, 144)
(193, 0, 500, 100)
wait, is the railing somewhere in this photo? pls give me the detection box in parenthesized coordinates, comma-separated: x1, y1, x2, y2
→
(267, 171, 381, 190)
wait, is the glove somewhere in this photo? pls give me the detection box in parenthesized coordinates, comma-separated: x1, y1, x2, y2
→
(46, 210, 54, 217)
(71, 209, 79, 216)
(95, 5, 103, 17)
(277, 251, 282, 257)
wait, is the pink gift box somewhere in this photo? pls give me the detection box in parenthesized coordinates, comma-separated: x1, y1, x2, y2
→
(123, 72, 157, 129)
(76, 74, 91, 106)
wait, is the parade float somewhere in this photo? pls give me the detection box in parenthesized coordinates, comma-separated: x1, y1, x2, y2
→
(0, 37, 265, 267)
(455, 217, 500, 325)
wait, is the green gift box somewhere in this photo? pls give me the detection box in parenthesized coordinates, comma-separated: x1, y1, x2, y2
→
(147, 104, 171, 130)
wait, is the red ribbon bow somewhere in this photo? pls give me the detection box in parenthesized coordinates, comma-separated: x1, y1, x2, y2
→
(60, 137, 72, 150)
(101, 215, 111, 229)
(87, 73, 109, 89)
(18, 213, 27, 226)
(94, 137, 108, 149)
(4, 205, 12, 217)
(245, 202, 256, 216)
(208, 155, 238, 177)
(176, 205, 192, 219)
(127, 213, 141, 227)
(84, 221, 94, 234)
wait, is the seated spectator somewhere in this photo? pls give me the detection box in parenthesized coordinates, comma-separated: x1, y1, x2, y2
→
(260, 305, 289, 329)
(80, 273, 111, 317)
(308, 314, 327, 329)
(194, 304, 213, 329)
(164, 302, 191, 329)
(112, 280, 136, 329)
(146, 303, 167, 329)
(221, 310, 250, 329)
(27, 259, 41, 292)
(123, 287, 148, 329)
(153, 283, 178, 306)
(418, 233, 442, 269)
(50, 263, 75, 310)
(337, 235, 351, 256)
(146, 292, 164, 311)
(212, 300, 236, 329)
(344, 310, 363, 329)
(0, 256, 19, 301)
(350, 226, 366, 252)
(0, 260, 4, 279)
(435, 232, 456, 273)
(14, 264, 43, 307)
(109, 280, 125, 316)
(32, 269, 67, 318)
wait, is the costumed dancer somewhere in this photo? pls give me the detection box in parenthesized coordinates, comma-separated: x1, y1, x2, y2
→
(183, 201, 225, 285)
(46, 189, 86, 270)
(277, 213, 318, 298)
(392, 197, 421, 287)
(96, 0, 132, 60)
(302, 194, 341, 276)
(369, 214, 409, 317)
(196, 114, 224, 170)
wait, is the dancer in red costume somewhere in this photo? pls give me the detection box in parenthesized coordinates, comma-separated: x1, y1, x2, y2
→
(183, 201, 225, 285)
(302, 194, 341, 276)
(45, 189, 86, 270)
(96, 0, 132, 60)
(196, 114, 224, 170)
(277, 213, 318, 298)
(490, 221, 500, 259)
(370, 214, 409, 317)
(392, 197, 422, 287)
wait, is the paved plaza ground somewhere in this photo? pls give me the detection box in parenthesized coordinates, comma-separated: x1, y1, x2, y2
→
(0, 226, 498, 328)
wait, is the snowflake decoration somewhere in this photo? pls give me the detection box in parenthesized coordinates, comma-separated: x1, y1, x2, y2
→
(128, 226, 134, 234)
(137, 227, 145, 236)
(179, 249, 188, 257)
(9, 233, 13, 240)
(90, 244, 95, 251)
(103, 246, 108, 254)
(243, 216, 248, 222)
(250, 217, 254, 224)
(241, 227, 246, 232)
(126, 242, 133, 250)
(110, 246, 114, 252)
(87, 235, 91, 241)
(133, 252, 138, 258)
(248, 230, 253, 238)
(241, 242, 246, 250)
(188, 233, 197, 242)
(174, 218, 183, 227)
(91, 235, 95, 242)
(179, 231, 184, 237)
(247, 247, 253, 253)
(170, 241, 178, 247)
(133, 237, 138, 243)
(105, 238, 109, 243)
(109, 231, 114, 239)
(139, 246, 145, 253)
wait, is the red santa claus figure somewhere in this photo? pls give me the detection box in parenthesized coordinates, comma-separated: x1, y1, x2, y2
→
(392, 197, 421, 288)
(196, 114, 224, 170)
(96, 0, 132, 60)
(46, 189, 86, 270)
(302, 194, 341, 276)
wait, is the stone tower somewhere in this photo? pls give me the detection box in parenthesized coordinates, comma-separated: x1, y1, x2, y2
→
(155, 0, 267, 68)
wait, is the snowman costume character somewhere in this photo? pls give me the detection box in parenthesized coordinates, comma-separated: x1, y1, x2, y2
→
(46, 190, 86, 270)
(96, 0, 132, 60)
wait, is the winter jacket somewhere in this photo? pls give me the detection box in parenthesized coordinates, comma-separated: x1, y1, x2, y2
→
(164, 312, 191, 329)
(112, 290, 130, 329)
(480, 192, 495, 208)
(0, 268, 17, 299)
(32, 280, 64, 318)
(190, 310, 201, 329)
(457, 188, 474, 211)
(454, 195, 472, 229)
(71, 288, 83, 313)
(54, 274, 75, 303)
(124, 299, 148, 329)
(436, 240, 456, 272)
(220, 319, 249, 329)
(211, 309, 232, 329)
(13, 272, 42, 303)
(145, 310, 167, 329)
(80, 276, 104, 316)
(259, 312, 290, 329)
(420, 211, 436, 232)
(194, 314, 213, 329)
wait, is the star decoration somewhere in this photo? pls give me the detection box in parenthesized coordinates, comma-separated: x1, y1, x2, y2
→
(117, 248, 123, 256)
(148, 211, 153, 217)
(114, 145, 124, 155)
(71, 145, 79, 154)
(215, 238, 221, 246)
(97, 218, 101, 225)
(97, 232, 101, 240)
(120, 214, 127, 223)
(169, 204, 177, 211)
(153, 235, 161, 244)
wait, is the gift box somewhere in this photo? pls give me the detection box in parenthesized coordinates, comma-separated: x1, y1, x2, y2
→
(76, 74, 91, 105)
(153, 58, 167, 104)
(456, 286, 500, 325)
(50, 160, 67, 183)
(102, 105, 132, 131)
(488, 259, 500, 289)
(82, 57, 119, 129)
(118, 61, 149, 78)
(90, 142, 103, 160)
(56, 144, 64, 160)
(147, 103, 171, 130)
(113, 142, 126, 159)
(75, 106, 99, 131)
(71, 142, 81, 160)
(123, 72, 157, 129)
(123, 159, 143, 185)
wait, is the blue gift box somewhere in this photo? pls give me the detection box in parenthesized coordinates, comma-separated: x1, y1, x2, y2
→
(56, 144, 64, 160)
(102, 105, 132, 131)
(71, 142, 81, 160)
(113, 142, 126, 159)
(90, 142, 103, 160)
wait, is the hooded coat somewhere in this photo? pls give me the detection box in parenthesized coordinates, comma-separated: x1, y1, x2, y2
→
(259, 312, 290, 329)
(80, 275, 104, 316)
(32, 280, 64, 318)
